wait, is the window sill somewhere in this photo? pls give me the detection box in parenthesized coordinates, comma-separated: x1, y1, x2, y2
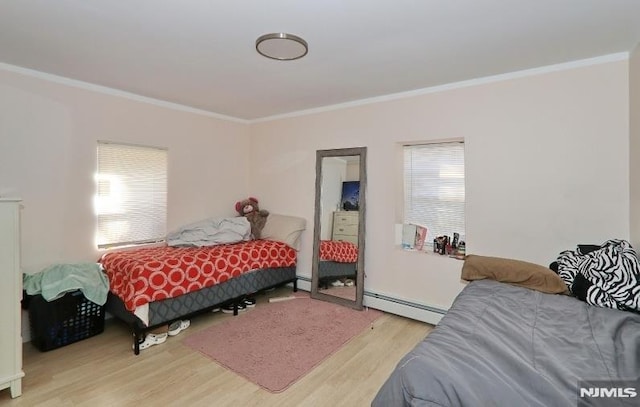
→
(396, 246, 465, 261)
(97, 240, 166, 252)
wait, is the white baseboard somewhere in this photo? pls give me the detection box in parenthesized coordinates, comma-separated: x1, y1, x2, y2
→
(295, 278, 312, 292)
(21, 278, 446, 342)
(295, 276, 446, 325)
(363, 295, 444, 325)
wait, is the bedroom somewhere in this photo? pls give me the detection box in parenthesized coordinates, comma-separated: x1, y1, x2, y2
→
(1, 1, 640, 405)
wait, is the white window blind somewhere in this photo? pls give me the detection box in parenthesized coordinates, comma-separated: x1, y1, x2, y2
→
(96, 142, 167, 249)
(403, 142, 465, 245)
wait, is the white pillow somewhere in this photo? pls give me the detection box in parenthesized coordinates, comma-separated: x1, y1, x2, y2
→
(261, 214, 306, 249)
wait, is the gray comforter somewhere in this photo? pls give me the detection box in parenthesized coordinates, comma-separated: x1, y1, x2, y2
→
(372, 279, 640, 407)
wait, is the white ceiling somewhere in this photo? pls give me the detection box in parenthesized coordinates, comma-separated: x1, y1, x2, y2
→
(1, 1, 639, 121)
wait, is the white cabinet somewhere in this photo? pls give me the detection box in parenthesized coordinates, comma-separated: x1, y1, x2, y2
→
(0, 199, 23, 398)
(332, 211, 359, 245)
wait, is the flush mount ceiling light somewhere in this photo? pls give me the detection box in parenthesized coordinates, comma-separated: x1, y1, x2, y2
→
(256, 33, 308, 61)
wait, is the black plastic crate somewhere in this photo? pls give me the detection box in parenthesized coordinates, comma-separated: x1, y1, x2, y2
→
(28, 290, 105, 351)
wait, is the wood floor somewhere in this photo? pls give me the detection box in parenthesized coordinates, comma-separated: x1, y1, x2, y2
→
(0, 289, 432, 407)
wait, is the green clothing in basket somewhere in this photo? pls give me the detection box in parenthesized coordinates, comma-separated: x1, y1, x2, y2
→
(23, 263, 109, 305)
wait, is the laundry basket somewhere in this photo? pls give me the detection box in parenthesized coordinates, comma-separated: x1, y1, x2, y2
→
(28, 290, 105, 351)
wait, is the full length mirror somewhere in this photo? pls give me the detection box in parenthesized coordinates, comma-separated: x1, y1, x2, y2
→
(311, 147, 366, 310)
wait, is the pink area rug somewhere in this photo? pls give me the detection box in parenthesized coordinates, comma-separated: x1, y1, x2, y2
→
(183, 292, 382, 392)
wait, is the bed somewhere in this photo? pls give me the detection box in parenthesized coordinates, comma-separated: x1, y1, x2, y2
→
(372, 255, 640, 406)
(318, 240, 358, 287)
(101, 239, 297, 354)
(100, 214, 306, 354)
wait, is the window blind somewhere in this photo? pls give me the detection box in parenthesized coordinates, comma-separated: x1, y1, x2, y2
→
(96, 142, 167, 248)
(403, 142, 465, 246)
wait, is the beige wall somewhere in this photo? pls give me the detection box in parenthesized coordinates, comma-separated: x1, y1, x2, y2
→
(0, 69, 251, 274)
(250, 60, 630, 309)
(0, 57, 632, 314)
(630, 44, 640, 247)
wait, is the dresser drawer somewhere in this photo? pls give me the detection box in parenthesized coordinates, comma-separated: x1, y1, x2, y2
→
(333, 211, 358, 226)
(332, 234, 359, 245)
(332, 223, 358, 236)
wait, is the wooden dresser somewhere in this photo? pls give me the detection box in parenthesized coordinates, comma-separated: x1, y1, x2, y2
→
(332, 211, 359, 245)
(0, 199, 24, 398)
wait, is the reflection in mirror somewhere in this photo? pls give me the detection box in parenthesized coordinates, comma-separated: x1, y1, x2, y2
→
(311, 147, 366, 310)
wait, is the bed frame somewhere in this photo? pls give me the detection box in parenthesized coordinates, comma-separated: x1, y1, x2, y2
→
(106, 266, 297, 354)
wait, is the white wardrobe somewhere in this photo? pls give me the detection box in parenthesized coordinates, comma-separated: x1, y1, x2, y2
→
(0, 199, 24, 398)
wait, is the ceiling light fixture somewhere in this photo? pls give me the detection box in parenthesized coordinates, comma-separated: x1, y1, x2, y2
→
(256, 33, 308, 61)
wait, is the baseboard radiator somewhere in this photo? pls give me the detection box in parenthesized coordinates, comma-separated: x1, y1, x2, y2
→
(20, 277, 447, 342)
(295, 276, 446, 325)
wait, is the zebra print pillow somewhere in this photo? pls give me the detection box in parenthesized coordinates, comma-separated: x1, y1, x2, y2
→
(555, 239, 640, 312)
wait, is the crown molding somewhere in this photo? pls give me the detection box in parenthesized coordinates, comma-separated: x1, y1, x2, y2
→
(0, 62, 249, 124)
(1, 52, 628, 126)
(251, 52, 629, 123)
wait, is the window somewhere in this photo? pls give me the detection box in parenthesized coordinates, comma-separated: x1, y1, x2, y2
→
(403, 142, 465, 247)
(95, 142, 167, 249)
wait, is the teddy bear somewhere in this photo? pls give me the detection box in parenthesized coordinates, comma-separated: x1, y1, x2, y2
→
(235, 197, 269, 239)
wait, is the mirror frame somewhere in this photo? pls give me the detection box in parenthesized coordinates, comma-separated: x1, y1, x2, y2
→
(311, 147, 366, 310)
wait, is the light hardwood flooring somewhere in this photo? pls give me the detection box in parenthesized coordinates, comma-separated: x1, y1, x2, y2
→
(0, 289, 432, 407)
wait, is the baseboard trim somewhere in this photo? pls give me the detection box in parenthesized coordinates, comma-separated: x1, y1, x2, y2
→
(295, 276, 446, 325)
(295, 276, 312, 291)
(363, 291, 446, 325)
(21, 278, 447, 343)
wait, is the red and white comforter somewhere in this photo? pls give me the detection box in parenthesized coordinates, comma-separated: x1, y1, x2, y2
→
(100, 240, 296, 312)
(320, 240, 358, 263)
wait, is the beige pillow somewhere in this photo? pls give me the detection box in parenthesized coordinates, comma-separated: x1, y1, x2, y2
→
(461, 254, 568, 294)
(261, 214, 306, 250)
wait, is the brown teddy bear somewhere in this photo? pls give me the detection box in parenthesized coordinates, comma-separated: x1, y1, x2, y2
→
(235, 197, 269, 239)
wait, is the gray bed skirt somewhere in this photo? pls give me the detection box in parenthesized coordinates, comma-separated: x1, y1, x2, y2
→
(106, 266, 297, 353)
(318, 260, 356, 281)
